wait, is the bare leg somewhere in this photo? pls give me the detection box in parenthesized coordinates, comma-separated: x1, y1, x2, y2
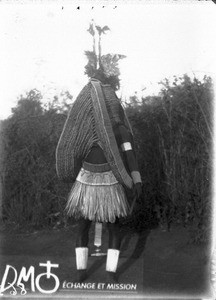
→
(75, 218, 92, 282)
(106, 218, 121, 282)
(107, 218, 121, 250)
(76, 218, 92, 247)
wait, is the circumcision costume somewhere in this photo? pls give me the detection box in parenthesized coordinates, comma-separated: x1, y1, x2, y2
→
(56, 78, 142, 280)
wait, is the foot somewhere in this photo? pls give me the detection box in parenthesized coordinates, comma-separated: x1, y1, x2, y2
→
(75, 269, 88, 282)
(106, 271, 119, 283)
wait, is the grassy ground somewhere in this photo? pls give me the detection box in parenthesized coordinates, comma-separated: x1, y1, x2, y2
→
(0, 223, 213, 299)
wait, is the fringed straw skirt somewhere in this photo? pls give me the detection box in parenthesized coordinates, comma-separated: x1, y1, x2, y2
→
(65, 162, 129, 223)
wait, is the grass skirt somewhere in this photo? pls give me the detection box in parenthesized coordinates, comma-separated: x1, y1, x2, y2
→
(65, 162, 129, 223)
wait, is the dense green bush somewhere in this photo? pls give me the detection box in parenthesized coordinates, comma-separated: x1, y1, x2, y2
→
(123, 75, 212, 243)
(1, 90, 71, 229)
(1, 75, 212, 243)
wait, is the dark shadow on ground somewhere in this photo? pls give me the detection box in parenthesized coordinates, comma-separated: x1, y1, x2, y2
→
(86, 256, 107, 278)
(0, 224, 212, 298)
(83, 228, 151, 280)
(118, 229, 150, 277)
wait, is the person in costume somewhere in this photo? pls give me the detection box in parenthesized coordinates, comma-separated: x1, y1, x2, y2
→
(56, 24, 142, 282)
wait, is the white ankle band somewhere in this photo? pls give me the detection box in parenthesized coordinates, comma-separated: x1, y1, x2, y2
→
(106, 249, 120, 272)
(75, 247, 88, 270)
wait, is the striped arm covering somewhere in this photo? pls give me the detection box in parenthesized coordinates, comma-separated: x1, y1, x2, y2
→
(90, 80, 133, 189)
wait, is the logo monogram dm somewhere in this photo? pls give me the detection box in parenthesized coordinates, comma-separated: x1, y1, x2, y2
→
(0, 261, 60, 296)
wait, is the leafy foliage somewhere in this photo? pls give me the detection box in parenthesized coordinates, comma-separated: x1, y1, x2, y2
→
(122, 75, 212, 243)
(1, 90, 71, 230)
(84, 50, 98, 78)
(1, 75, 212, 244)
(84, 22, 126, 91)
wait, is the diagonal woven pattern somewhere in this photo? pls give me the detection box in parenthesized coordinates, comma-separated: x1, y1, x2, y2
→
(90, 80, 133, 189)
(56, 79, 133, 188)
(56, 83, 98, 182)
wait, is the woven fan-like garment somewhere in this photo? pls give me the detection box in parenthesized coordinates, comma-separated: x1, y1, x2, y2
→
(90, 80, 133, 189)
(56, 80, 133, 189)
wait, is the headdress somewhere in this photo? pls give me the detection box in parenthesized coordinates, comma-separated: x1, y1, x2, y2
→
(56, 23, 133, 189)
(84, 21, 126, 91)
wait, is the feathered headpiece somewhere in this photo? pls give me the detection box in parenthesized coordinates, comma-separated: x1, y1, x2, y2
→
(56, 22, 133, 189)
(84, 21, 126, 91)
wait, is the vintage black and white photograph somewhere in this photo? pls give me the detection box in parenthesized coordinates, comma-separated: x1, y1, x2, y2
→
(0, 1, 215, 299)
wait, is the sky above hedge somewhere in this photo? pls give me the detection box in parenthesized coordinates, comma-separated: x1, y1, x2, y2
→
(0, 2, 216, 119)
